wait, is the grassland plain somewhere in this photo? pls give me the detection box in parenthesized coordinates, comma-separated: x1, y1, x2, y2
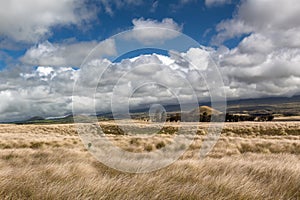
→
(0, 122, 299, 199)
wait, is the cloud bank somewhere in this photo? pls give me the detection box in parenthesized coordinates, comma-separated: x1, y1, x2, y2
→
(0, 49, 213, 121)
(211, 0, 300, 98)
(1, 43, 299, 121)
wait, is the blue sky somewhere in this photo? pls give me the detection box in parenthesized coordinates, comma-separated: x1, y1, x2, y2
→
(0, 0, 300, 121)
(49, 1, 235, 41)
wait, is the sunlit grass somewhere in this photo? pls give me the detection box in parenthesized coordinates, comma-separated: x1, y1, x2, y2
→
(0, 122, 299, 199)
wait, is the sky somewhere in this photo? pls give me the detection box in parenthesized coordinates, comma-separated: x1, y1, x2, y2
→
(0, 0, 300, 121)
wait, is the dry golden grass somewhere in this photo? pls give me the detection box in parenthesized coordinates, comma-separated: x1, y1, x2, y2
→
(274, 116, 300, 121)
(0, 122, 299, 199)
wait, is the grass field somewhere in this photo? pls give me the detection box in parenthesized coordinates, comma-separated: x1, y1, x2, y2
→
(0, 122, 299, 199)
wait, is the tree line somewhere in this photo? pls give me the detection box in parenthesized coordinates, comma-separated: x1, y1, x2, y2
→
(165, 112, 274, 122)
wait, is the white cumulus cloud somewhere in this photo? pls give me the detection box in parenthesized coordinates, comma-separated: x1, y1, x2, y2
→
(0, 0, 95, 43)
(20, 39, 117, 67)
(124, 18, 183, 44)
(209, 0, 300, 98)
(205, 0, 231, 7)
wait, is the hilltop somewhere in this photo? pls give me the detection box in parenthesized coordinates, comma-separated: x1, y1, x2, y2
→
(191, 106, 222, 115)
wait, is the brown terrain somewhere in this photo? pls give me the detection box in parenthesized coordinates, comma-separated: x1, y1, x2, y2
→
(0, 121, 299, 199)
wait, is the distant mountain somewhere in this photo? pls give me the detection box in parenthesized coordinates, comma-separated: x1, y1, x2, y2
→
(5, 95, 300, 124)
(227, 95, 300, 106)
(12, 115, 74, 125)
(128, 95, 300, 116)
(27, 116, 45, 121)
(226, 95, 300, 115)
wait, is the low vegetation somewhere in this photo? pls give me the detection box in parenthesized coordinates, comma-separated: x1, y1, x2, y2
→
(0, 122, 299, 199)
